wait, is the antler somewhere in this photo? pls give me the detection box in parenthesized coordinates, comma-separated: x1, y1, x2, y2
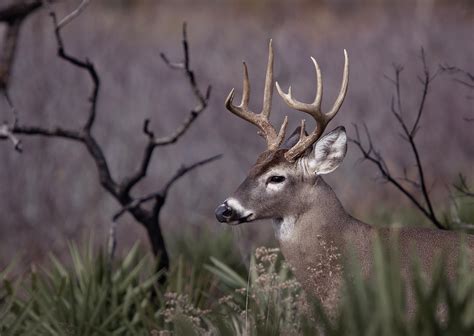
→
(276, 50, 349, 162)
(225, 40, 288, 151)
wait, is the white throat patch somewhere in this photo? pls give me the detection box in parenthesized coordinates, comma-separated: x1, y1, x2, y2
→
(273, 216, 296, 241)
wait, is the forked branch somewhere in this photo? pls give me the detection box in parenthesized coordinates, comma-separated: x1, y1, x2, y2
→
(113, 154, 222, 222)
(350, 50, 445, 230)
(453, 174, 474, 198)
(120, 23, 212, 196)
(439, 64, 474, 121)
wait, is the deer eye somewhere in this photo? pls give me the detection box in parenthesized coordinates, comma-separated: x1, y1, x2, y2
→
(268, 175, 286, 184)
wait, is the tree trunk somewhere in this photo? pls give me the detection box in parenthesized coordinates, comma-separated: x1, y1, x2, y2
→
(144, 215, 169, 285)
(127, 203, 169, 285)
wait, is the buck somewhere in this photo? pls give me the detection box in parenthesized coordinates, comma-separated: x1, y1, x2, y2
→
(215, 41, 474, 312)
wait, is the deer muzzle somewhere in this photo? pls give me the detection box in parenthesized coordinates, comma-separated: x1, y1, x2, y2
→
(215, 200, 254, 225)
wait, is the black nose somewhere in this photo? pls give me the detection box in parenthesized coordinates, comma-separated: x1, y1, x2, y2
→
(215, 203, 234, 222)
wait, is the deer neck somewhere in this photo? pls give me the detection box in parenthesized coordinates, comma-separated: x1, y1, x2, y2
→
(273, 177, 369, 307)
(272, 177, 354, 242)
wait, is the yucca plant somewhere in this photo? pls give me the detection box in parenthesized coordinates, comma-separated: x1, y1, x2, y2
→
(0, 260, 35, 336)
(1, 241, 162, 335)
(2, 229, 474, 335)
(166, 228, 246, 308)
(0, 230, 247, 336)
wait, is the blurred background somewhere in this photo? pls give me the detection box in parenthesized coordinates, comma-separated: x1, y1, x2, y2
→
(0, 0, 472, 268)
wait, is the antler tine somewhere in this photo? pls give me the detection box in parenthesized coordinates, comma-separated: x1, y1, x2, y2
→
(276, 50, 350, 161)
(311, 56, 323, 108)
(262, 39, 274, 118)
(241, 62, 250, 108)
(275, 56, 324, 122)
(224, 62, 252, 122)
(275, 115, 289, 147)
(225, 40, 288, 151)
(326, 49, 349, 120)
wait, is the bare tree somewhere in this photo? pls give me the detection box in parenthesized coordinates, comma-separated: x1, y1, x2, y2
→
(0, 2, 219, 281)
(349, 49, 447, 230)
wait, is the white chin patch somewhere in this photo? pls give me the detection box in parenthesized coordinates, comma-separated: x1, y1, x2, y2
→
(226, 198, 254, 220)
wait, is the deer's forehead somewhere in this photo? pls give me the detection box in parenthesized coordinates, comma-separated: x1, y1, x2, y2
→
(248, 150, 293, 178)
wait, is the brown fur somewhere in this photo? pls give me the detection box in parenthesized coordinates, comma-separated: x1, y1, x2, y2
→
(248, 149, 289, 178)
(275, 177, 474, 314)
(229, 157, 474, 315)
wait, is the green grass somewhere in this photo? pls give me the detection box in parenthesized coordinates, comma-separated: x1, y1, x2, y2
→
(1, 229, 474, 335)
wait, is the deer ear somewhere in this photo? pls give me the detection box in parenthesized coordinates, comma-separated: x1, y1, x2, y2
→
(307, 126, 347, 175)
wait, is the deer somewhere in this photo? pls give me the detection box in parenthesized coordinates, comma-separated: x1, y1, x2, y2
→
(215, 40, 474, 314)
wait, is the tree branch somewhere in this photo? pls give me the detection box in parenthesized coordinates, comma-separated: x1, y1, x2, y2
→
(349, 125, 434, 225)
(453, 174, 474, 198)
(113, 154, 222, 222)
(56, 0, 90, 29)
(440, 63, 474, 120)
(0, 123, 21, 151)
(120, 22, 212, 195)
(46, 9, 119, 197)
(10, 123, 83, 141)
(50, 11, 99, 134)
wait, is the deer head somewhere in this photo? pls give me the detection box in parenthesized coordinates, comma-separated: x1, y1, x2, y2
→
(215, 41, 349, 225)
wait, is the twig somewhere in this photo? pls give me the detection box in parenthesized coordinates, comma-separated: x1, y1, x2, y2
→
(120, 22, 212, 195)
(113, 154, 222, 222)
(440, 63, 474, 121)
(439, 64, 474, 84)
(0, 91, 22, 151)
(453, 174, 474, 198)
(50, 11, 99, 133)
(57, 0, 90, 29)
(349, 49, 445, 230)
(349, 126, 433, 225)
(0, 123, 21, 152)
(9, 124, 83, 141)
(46, 11, 118, 197)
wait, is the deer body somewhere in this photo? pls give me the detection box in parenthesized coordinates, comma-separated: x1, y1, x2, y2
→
(215, 41, 474, 313)
(273, 175, 474, 311)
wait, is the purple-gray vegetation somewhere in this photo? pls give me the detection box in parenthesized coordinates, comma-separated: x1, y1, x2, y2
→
(0, 0, 472, 267)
